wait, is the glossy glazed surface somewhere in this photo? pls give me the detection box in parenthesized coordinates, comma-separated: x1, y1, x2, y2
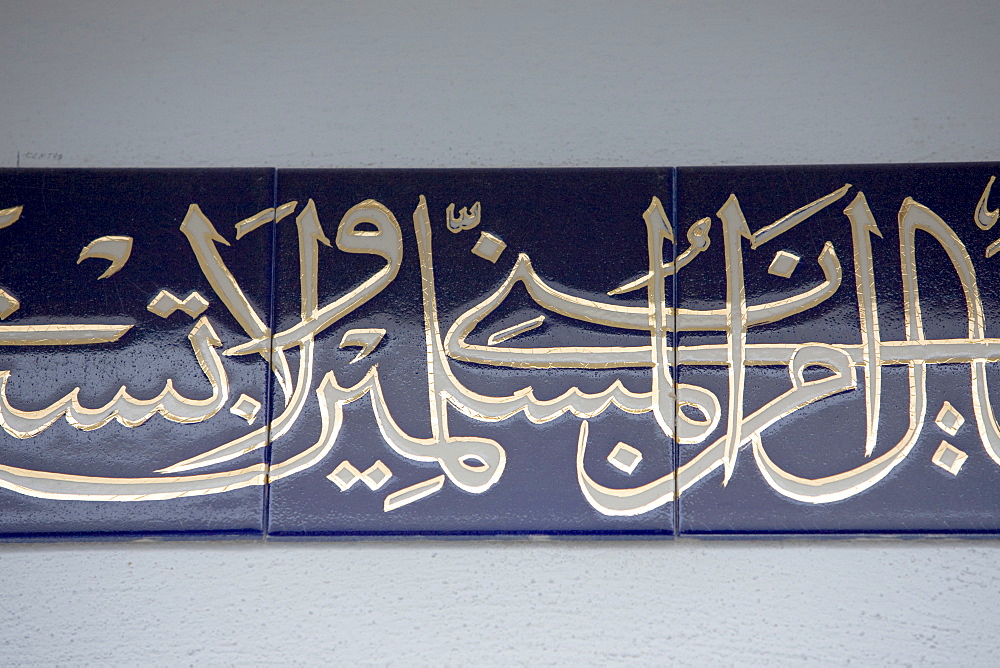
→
(2, 165, 1000, 539)
(267, 169, 675, 536)
(676, 164, 1000, 535)
(0, 169, 273, 539)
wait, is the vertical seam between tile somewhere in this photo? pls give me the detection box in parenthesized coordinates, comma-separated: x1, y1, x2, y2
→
(262, 167, 278, 540)
(671, 166, 679, 538)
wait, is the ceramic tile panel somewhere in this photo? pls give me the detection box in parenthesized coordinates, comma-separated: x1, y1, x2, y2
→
(5, 164, 997, 541)
(0, 169, 274, 540)
(674, 163, 1000, 536)
(266, 169, 677, 537)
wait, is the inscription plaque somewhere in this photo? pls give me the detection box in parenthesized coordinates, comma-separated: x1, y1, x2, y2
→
(0, 165, 998, 539)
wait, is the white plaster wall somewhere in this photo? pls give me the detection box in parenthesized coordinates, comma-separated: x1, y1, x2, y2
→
(0, 1, 998, 664)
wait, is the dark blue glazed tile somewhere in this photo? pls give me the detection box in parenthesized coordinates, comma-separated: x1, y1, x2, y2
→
(266, 169, 676, 537)
(675, 163, 1000, 535)
(0, 169, 274, 540)
(11, 165, 996, 540)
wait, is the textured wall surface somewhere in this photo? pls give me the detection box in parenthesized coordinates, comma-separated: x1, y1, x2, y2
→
(1, 1, 999, 664)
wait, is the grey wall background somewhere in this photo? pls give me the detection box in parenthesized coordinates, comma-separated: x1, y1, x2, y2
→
(1, 1, 999, 664)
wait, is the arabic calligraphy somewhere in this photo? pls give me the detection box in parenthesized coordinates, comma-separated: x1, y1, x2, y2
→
(2, 172, 1000, 522)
